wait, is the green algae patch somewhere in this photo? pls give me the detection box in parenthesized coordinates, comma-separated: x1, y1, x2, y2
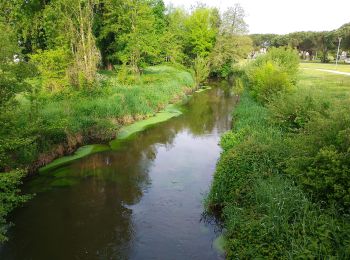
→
(213, 234, 226, 255)
(110, 104, 182, 149)
(39, 144, 110, 173)
(195, 86, 212, 93)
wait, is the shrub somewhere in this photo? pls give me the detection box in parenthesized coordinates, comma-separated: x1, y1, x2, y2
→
(248, 61, 294, 103)
(286, 105, 350, 211)
(30, 48, 71, 92)
(268, 87, 331, 132)
(245, 47, 299, 104)
(0, 170, 31, 242)
(208, 90, 350, 258)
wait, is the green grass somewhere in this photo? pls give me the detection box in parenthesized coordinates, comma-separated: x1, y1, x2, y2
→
(298, 68, 350, 100)
(3, 65, 195, 172)
(301, 62, 350, 73)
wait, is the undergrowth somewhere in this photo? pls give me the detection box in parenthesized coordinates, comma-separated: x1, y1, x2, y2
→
(207, 49, 350, 258)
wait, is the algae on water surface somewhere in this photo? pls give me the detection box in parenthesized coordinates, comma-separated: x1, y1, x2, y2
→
(39, 144, 110, 173)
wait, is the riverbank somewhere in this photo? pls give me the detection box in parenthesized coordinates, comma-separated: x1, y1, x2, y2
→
(0, 82, 236, 259)
(207, 60, 350, 258)
(0, 65, 195, 242)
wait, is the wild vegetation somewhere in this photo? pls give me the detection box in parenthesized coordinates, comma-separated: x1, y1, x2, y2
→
(2, 1, 349, 256)
(207, 48, 350, 258)
(0, 0, 252, 242)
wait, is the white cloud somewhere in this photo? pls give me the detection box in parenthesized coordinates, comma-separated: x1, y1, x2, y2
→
(164, 0, 350, 34)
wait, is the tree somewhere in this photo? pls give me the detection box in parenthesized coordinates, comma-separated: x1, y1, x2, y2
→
(184, 6, 219, 59)
(61, 0, 101, 86)
(98, 0, 159, 74)
(316, 32, 335, 63)
(159, 7, 187, 63)
(0, 21, 37, 171)
(210, 3, 252, 78)
(193, 56, 210, 88)
(210, 35, 252, 77)
(0, 21, 34, 107)
(221, 4, 248, 35)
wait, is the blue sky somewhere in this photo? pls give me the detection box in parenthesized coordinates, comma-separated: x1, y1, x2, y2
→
(165, 0, 350, 34)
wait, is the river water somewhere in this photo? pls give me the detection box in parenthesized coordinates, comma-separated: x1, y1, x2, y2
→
(0, 81, 236, 260)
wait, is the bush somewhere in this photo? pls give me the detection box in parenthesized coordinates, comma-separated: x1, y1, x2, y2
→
(0, 170, 31, 242)
(268, 87, 331, 132)
(286, 105, 350, 211)
(30, 48, 71, 92)
(245, 48, 299, 104)
(207, 90, 350, 258)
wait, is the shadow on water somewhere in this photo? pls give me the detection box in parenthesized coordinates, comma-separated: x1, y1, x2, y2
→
(0, 80, 237, 260)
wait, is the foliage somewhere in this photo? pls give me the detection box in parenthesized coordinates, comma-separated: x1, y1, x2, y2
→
(286, 105, 350, 211)
(245, 47, 299, 103)
(0, 21, 34, 107)
(210, 35, 252, 77)
(210, 3, 252, 78)
(193, 56, 210, 88)
(183, 6, 219, 58)
(30, 48, 71, 91)
(0, 170, 31, 242)
(250, 22, 350, 63)
(268, 87, 330, 132)
(224, 175, 350, 258)
(207, 61, 350, 257)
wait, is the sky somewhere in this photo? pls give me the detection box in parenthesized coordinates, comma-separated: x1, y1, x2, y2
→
(164, 0, 350, 34)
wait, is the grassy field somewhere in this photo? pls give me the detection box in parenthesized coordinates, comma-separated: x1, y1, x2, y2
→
(299, 66, 350, 100)
(301, 61, 350, 73)
(207, 60, 350, 258)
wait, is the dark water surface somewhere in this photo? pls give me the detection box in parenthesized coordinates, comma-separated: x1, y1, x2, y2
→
(0, 82, 236, 260)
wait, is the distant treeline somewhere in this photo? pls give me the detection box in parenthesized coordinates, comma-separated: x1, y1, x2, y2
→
(250, 23, 350, 62)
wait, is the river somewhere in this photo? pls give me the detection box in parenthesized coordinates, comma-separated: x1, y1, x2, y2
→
(0, 81, 237, 260)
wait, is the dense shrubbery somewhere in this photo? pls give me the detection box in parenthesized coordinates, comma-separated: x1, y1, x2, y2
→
(268, 87, 330, 132)
(245, 48, 299, 103)
(286, 105, 350, 211)
(207, 49, 350, 257)
(0, 170, 31, 242)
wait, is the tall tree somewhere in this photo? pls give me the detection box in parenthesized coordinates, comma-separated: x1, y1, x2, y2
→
(221, 3, 248, 35)
(159, 7, 187, 63)
(184, 6, 219, 59)
(210, 3, 252, 78)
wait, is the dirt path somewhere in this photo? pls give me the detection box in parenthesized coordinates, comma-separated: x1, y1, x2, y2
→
(316, 69, 350, 76)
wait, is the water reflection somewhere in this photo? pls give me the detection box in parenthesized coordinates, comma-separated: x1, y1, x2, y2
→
(0, 81, 237, 260)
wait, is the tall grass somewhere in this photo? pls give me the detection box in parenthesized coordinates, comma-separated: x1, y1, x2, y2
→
(1, 65, 194, 171)
(207, 50, 350, 258)
(207, 92, 350, 258)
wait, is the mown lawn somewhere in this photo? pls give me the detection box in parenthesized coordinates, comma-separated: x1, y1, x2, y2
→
(299, 66, 350, 100)
(301, 61, 350, 73)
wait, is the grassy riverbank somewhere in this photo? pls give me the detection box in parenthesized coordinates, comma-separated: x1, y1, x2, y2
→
(0, 65, 194, 241)
(207, 51, 350, 258)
